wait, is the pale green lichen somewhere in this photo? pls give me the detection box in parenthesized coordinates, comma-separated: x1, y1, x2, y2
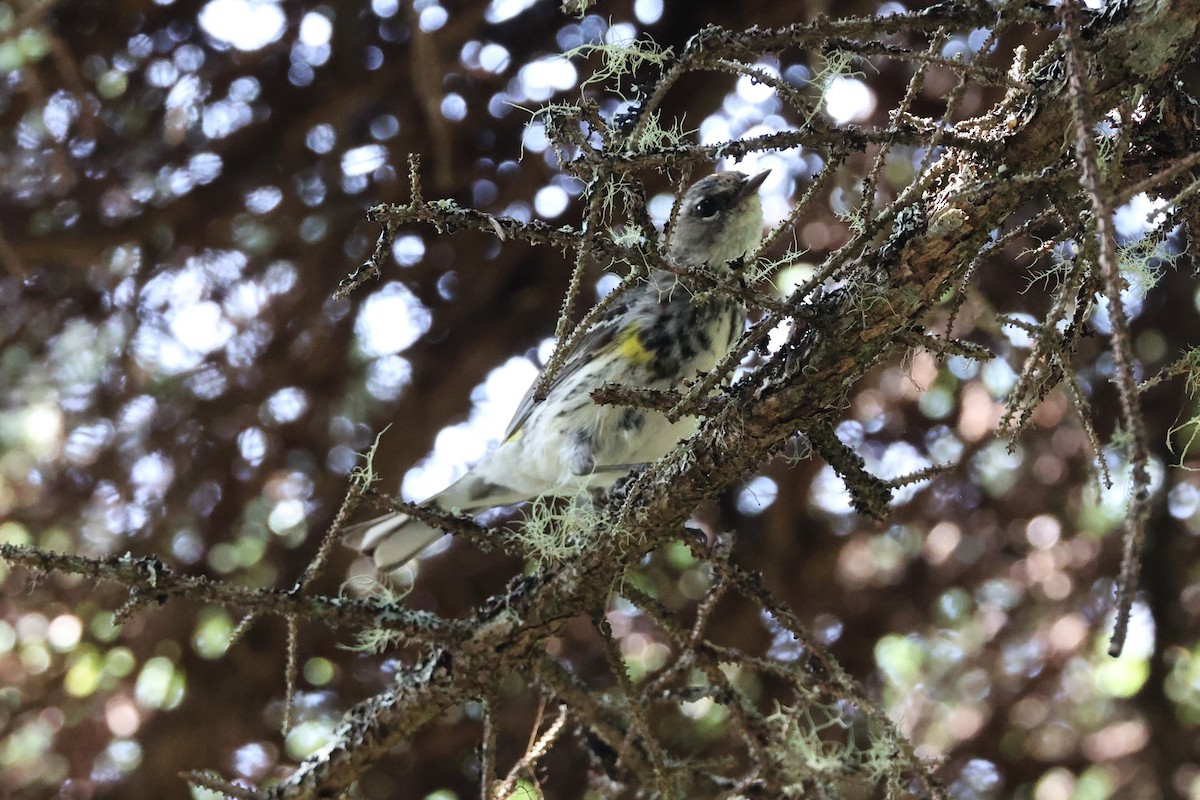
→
(514, 496, 639, 568)
(1166, 347, 1200, 467)
(1118, 227, 1177, 294)
(762, 697, 907, 796)
(566, 36, 673, 90)
(342, 578, 415, 653)
(349, 424, 390, 494)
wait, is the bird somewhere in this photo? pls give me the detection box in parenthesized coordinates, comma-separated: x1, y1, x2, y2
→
(344, 169, 770, 574)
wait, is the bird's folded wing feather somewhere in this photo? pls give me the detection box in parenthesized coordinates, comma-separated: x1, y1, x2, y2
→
(502, 293, 650, 440)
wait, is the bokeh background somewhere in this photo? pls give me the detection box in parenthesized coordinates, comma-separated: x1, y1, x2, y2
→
(1, 0, 1198, 798)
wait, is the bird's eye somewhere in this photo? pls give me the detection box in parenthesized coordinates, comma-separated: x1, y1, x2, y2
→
(693, 197, 720, 218)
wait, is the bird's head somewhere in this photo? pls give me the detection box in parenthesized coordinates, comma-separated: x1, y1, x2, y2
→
(667, 170, 769, 269)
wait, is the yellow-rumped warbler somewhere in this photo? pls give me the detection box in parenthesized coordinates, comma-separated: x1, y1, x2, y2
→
(345, 170, 769, 573)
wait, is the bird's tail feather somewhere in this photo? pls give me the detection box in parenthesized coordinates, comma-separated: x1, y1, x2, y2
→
(342, 512, 447, 575)
(342, 473, 528, 574)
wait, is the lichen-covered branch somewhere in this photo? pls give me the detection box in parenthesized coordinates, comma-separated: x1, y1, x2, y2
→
(1061, 0, 1153, 656)
(0, 544, 461, 643)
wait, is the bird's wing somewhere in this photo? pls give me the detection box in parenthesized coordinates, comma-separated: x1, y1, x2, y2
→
(502, 293, 647, 441)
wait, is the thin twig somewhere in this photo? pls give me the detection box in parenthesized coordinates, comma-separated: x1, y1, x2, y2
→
(0, 544, 464, 640)
(1061, 0, 1151, 657)
(183, 771, 262, 800)
(480, 695, 498, 800)
(1116, 149, 1200, 205)
(492, 704, 570, 799)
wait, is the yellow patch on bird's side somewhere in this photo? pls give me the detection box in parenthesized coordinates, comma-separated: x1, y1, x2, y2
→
(614, 324, 654, 364)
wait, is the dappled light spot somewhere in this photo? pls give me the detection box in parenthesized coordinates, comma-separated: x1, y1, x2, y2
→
(340, 144, 387, 177)
(354, 283, 431, 357)
(824, 77, 876, 124)
(199, 0, 286, 52)
(736, 475, 778, 516)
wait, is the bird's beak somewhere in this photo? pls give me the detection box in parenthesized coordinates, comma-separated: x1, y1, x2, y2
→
(737, 169, 771, 199)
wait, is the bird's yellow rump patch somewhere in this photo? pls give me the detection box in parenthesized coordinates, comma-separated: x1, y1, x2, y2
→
(614, 324, 654, 365)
